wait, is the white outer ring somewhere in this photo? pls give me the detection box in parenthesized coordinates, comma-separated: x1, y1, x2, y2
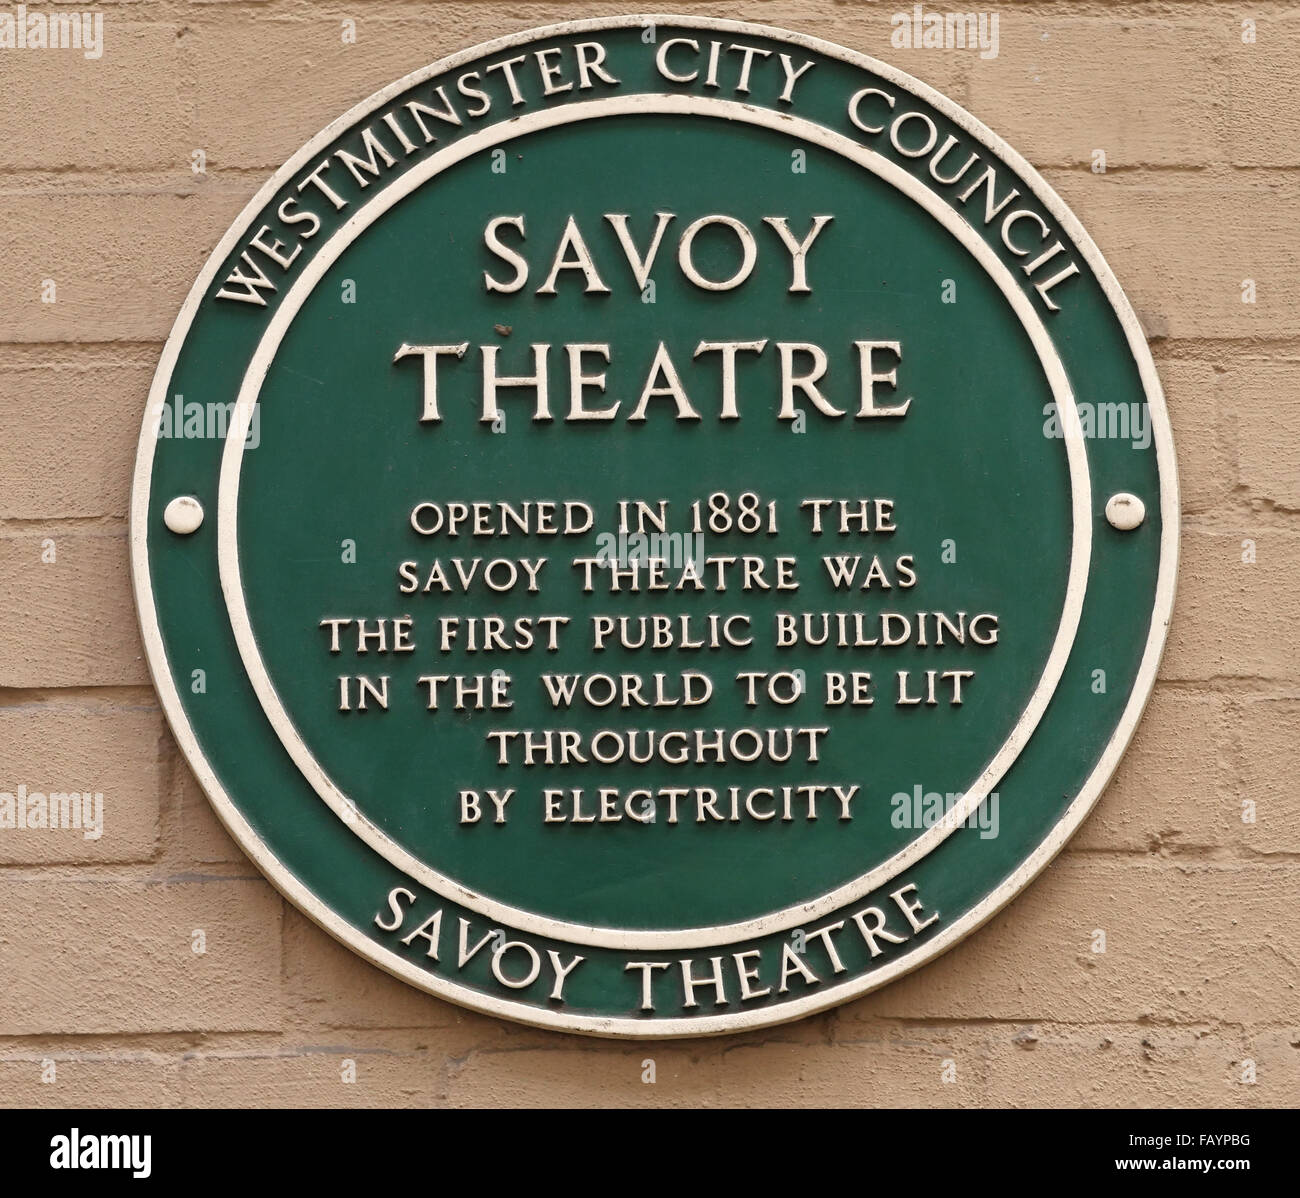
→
(214, 94, 1091, 951)
(130, 15, 1180, 1037)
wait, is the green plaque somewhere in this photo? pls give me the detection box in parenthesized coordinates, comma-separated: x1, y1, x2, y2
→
(132, 17, 1178, 1035)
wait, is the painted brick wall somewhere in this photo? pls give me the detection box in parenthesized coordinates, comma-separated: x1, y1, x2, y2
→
(1, 1, 1296, 1107)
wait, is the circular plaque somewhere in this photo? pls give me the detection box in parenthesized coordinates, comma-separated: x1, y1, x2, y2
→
(132, 16, 1178, 1036)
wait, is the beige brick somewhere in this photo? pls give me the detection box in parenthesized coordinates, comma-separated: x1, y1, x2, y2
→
(1225, 16, 1300, 166)
(1, 22, 192, 171)
(1158, 357, 1234, 515)
(767, 5, 971, 99)
(173, 762, 247, 867)
(280, 905, 467, 1032)
(0, 1052, 179, 1107)
(713, 1029, 988, 1107)
(0, 701, 162, 864)
(189, 9, 503, 169)
(0, 187, 251, 343)
(0, 533, 146, 688)
(187, 3, 968, 172)
(984, 1024, 1260, 1109)
(441, 1021, 983, 1107)
(1160, 530, 1300, 682)
(0, 878, 282, 1034)
(1243, 1026, 1300, 1105)
(443, 1044, 719, 1108)
(968, 17, 1225, 168)
(180, 1037, 441, 1107)
(840, 860, 1300, 1025)
(1041, 172, 1300, 342)
(0, 360, 153, 520)
(1224, 358, 1300, 510)
(1069, 688, 1236, 854)
(1237, 697, 1300, 855)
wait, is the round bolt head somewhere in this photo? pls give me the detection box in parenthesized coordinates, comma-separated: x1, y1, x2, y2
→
(163, 495, 204, 535)
(1105, 492, 1145, 531)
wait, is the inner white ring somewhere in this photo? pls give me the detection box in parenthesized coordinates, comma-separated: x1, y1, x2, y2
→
(216, 93, 1092, 951)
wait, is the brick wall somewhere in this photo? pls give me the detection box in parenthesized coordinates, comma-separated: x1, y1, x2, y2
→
(1, 1, 1296, 1108)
